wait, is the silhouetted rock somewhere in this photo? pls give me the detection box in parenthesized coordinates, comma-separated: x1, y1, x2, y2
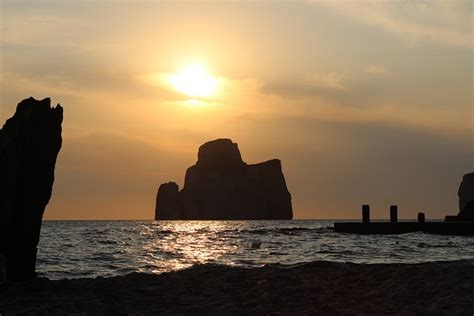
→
(155, 182, 180, 220)
(457, 201, 474, 222)
(155, 139, 292, 220)
(0, 97, 63, 281)
(458, 172, 474, 221)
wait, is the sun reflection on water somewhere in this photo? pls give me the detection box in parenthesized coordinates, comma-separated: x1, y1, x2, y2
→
(138, 221, 243, 273)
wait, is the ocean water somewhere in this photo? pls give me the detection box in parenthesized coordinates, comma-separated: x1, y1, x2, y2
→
(37, 220, 474, 280)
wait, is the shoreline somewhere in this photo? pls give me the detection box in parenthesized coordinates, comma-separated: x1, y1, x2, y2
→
(2, 260, 473, 315)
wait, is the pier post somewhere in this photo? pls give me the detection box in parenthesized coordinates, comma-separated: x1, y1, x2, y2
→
(390, 205, 398, 223)
(362, 204, 370, 223)
(418, 212, 425, 223)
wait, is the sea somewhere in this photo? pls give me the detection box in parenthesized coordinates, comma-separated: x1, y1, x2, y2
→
(37, 220, 474, 280)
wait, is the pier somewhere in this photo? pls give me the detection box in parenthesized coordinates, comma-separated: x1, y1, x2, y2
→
(334, 205, 474, 235)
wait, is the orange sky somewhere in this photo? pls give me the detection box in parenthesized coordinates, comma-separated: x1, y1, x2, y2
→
(1, 1, 472, 219)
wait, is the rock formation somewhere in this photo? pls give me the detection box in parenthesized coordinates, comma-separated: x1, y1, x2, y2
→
(155, 139, 292, 220)
(457, 173, 474, 221)
(0, 97, 63, 281)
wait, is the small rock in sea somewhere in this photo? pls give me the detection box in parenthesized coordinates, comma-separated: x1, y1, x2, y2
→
(251, 242, 262, 249)
(417, 242, 427, 248)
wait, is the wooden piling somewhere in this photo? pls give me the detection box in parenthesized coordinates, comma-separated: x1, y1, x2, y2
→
(390, 205, 398, 223)
(418, 212, 425, 223)
(362, 204, 370, 223)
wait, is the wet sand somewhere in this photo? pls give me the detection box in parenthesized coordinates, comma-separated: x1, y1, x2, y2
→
(1, 260, 473, 315)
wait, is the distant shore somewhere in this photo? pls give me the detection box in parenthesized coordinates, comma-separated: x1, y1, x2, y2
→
(1, 260, 473, 315)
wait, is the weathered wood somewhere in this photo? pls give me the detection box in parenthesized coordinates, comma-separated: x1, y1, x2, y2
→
(334, 220, 474, 235)
(423, 222, 474, 236)
(362, 205, 370, 224)
(418, 212, 425, 223)
(390, 205, 398, 223)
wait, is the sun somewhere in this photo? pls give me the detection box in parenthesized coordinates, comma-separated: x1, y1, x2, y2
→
(170, 63, 218, 98)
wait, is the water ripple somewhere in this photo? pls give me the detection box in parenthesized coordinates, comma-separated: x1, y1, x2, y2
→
(36, 220, 474, 280)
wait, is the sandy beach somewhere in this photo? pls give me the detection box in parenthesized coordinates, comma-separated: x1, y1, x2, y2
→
(1, 260, 473, 315)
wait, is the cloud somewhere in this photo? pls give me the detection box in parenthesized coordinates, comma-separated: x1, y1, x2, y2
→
(306, 72, 346, 90)
(365, 65, 390, 75)
(254, 76, 472, 140)
(314, 1, 473, 48)
(261, 71, 347, 100)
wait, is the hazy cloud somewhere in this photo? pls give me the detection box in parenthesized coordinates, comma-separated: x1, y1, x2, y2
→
(306, 72, 346, 90)
(261, 72, 346, 101)
(315, 1, 473, 48)
(365, 65, 390, 75)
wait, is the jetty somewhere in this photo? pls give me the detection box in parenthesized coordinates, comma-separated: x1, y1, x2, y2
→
(334, 205, 474, 235)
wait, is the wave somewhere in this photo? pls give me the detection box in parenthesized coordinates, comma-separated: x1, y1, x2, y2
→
(416, 242, 460, 248)
(239, 227, 329, 235)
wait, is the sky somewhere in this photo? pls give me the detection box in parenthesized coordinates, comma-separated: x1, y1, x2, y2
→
(0, 0, 472, 220)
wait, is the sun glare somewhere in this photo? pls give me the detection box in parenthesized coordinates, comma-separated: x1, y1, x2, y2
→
(170, 64, 218, 98)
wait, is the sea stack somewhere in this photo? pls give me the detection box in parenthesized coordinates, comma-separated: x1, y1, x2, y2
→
(0, 97, 63, 281)
(457, 172, 474, 221)
(155, 138, 292, 220)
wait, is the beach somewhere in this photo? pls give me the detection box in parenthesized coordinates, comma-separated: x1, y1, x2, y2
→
(1, 260, 473, 315)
